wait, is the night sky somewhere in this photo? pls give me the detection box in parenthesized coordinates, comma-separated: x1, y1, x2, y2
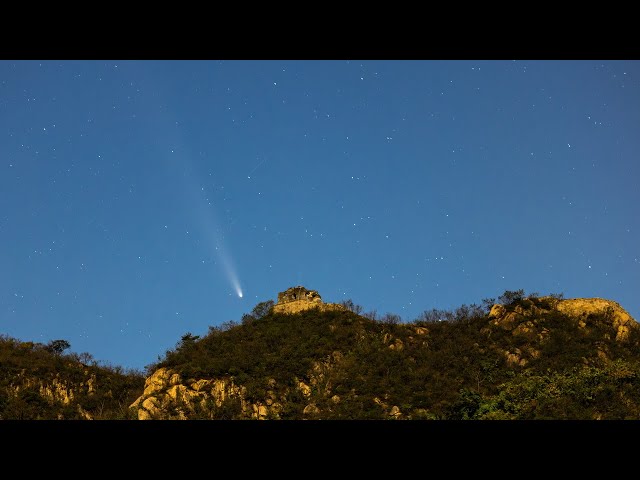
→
(2, 60, 638, 371)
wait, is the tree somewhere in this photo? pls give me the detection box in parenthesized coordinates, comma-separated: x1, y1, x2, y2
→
(340, 299, 363, 315)
(448, 388, 483, 420)
(481, 297, 496, 312)
(498, 289, 526, 306)
(178, 333, 200, 350)
(363, 310, 378, 321)
(381, 313, 402, 325)
(417, 308, 453, 323)
(78, 352, 94, 365)
(251, 300, 274, 320)
(46, 339, 71, 355)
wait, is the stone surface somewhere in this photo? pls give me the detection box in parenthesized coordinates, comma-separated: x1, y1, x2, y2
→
(253, 404, 268, 419)
(553, 297, 636, 342)
(512, 321, 536, 337)
(489, 304, 506, 319)
(505, 349, 527, 366)
(490, 296, 637, 342)
(130, 367, 293, 420)
(277, 286, 323, 304)
(271, 285, 345, 314)
(303, 403, 320, 415)
(298, 381, 312, 398)
(142, 368, 174, 397)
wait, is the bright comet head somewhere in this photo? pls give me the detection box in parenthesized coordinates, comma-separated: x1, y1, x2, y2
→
(237, 290, 243, 298)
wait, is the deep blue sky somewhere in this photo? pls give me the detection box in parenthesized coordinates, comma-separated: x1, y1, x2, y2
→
(2, 60, 638, 370)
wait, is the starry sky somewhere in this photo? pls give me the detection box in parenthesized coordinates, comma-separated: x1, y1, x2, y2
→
(1, 60, 639, 371)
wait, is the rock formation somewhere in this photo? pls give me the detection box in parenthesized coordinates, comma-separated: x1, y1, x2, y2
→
(489, 296, 637, 342)
(129, 363, 338, 420)
(7, 368, 101, 420)
(271, 285, 345, 314)
(129, 367, 258, 420)
(555, 298, 636, 341)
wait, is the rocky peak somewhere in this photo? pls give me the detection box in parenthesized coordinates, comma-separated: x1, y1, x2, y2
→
(277, 286, 322, 305)
(489, 296, 637, 341)
(272, 286, 344, 314)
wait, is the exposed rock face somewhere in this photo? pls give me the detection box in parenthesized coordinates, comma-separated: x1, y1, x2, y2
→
(277, 286, 322, 304)
(555, 298, 636, 341)
(130, 368, 290, 420)
(271, 285, 345, 314)
(130, 368, 251, 420)
(8, 370, 99, 420)
(505, 349, 528, 366)
(298, 381, 312, 398)
(131, 351, 350, 420)
(303, 403, 320, 415)
(489, 296, 637, 342)
(414, 326, 429, 335)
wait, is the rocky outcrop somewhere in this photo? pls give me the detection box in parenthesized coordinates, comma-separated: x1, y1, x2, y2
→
(131, 350, 351, 420)
(272, 285, 345, 314)
(505, 349, 528, 367)
(7, 370, 98, 419)
(374, 396, 402, 419)
(297, 381, 312, 398)
(130, 368, 292, 420)
(130, 368, 251, 420)
(277, 286, 323, 305)
(489, 296, 637, 342)
(554, 298, 636, 341)
(303, 403, 320, 415)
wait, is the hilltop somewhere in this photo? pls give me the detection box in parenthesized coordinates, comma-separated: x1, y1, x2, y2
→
(131, 287, 640, 420)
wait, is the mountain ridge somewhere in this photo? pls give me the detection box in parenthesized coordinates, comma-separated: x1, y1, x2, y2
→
(1, 287, 638, 420)
(131, 288, 640, 420)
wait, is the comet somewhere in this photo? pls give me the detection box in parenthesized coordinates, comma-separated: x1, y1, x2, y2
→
(151, 100, 244, 301)
(213, 238, 244, 300)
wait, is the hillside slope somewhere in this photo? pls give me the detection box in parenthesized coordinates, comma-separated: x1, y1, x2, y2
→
(132, 293, 640, 420)
(0, 336, 144, 419)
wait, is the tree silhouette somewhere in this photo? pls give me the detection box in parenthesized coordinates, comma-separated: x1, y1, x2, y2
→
(46, 339, 71, 355)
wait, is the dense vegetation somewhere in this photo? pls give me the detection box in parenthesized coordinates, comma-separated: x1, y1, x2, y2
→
(0, 336, 145, 419)
(150, 291, 640, 419)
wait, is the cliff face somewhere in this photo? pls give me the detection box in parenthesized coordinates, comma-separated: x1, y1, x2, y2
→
(130, 364, 339, 420)
(130, 368, 252, 420)
(130, 352, 349, 420)
(7, 369, 97, 420)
